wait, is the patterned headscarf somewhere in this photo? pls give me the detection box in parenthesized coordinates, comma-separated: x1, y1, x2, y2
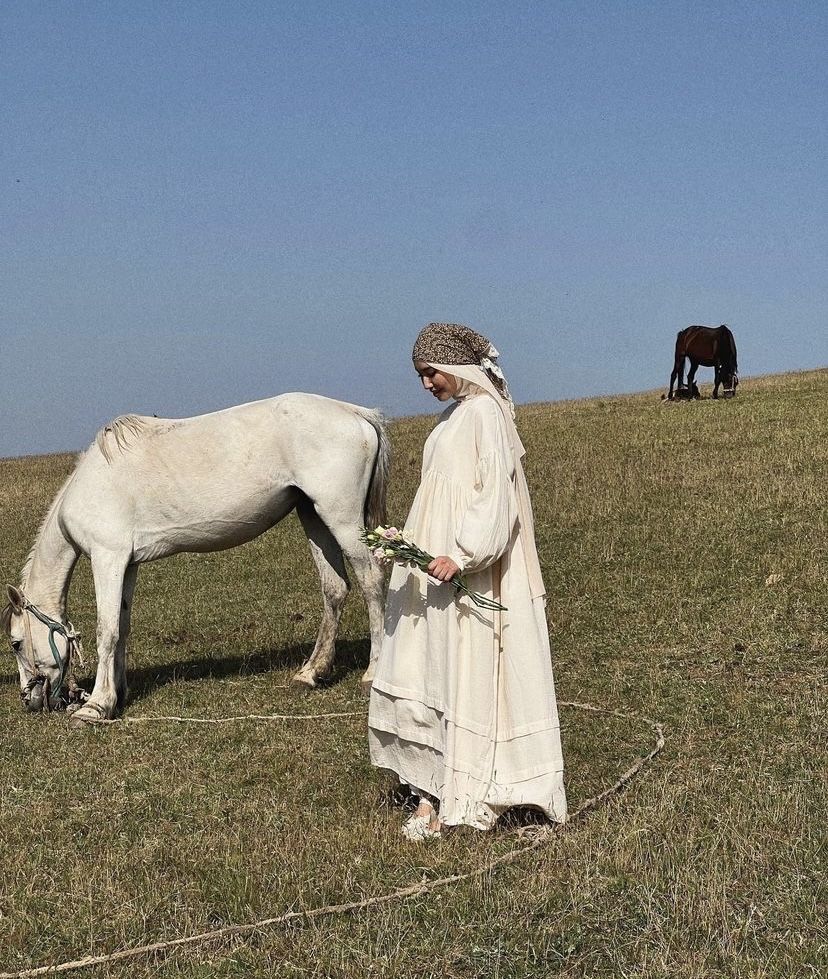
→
(412, 323, 492, 365)
(412, 322, 513, 410)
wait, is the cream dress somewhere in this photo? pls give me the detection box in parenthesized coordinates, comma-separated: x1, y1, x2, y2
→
(368, 382, 566, 829)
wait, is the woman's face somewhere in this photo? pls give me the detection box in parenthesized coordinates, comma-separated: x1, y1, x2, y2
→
(414, 361, 459, 401)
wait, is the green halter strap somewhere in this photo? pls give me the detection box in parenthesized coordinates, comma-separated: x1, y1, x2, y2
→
(21, 599, 80, 704)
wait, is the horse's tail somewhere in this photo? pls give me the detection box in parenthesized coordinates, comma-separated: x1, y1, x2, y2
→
(720, 324, 738, 373)
(351, 407, 390, 529)
(673, 326, 691, 362)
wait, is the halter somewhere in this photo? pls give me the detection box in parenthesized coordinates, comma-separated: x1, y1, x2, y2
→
(18, 597, 84, 710)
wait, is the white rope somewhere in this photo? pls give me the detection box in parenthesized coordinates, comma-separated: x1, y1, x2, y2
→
(82, 710, 365, 726)
(0, 701, 665, 978)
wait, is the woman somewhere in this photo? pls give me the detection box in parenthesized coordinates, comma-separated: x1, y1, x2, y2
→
(368, 323, 566, 839)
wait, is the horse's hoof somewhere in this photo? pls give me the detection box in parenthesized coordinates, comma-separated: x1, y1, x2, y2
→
(67, 703, 112, 727)
(290, 673, 316, 696)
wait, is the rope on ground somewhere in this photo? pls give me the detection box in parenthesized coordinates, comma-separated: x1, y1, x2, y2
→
(85, 710, 365, 725)
(0, 701, 665, 979)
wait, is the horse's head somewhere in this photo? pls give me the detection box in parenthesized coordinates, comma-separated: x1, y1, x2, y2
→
(2, 585, 78, 712)
(722, 372, 739, 399)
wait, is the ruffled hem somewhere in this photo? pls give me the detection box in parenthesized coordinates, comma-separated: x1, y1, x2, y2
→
(369, 688, 567, 828)
(369, 728, 567, 830)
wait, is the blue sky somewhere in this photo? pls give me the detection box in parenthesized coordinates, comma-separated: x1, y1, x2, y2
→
(2, 1, 825, 457)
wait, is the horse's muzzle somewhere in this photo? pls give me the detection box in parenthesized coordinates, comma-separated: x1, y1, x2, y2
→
(20, 678, 67, 713)
(22, 685, 45, 712)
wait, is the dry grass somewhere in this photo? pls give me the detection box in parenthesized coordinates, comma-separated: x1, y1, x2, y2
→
(0, 370, 825, 977)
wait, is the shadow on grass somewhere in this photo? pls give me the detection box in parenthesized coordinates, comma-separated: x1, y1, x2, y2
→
(122, 638, 371, 706)
(0, 641, 371, 708)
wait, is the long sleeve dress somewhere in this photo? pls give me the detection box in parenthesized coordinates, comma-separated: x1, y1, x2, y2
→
(368, 388, 567, 830)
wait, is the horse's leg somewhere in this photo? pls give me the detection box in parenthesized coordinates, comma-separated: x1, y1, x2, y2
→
(712, 365, 721, 399)
(670, 330, 686, 399)
(306, 500, 385, 694)
(351, 539, 386, 694)
(293, 498, 350, 689)
(669, 356, 683, 398)
(70, 551, 130, 724)
(687, 361, 698, 396)
(322, 513, 385, 693)
(114, 564, 139, 709)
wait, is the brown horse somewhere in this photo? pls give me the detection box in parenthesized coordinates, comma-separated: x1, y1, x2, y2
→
(668, 324, 739, 400)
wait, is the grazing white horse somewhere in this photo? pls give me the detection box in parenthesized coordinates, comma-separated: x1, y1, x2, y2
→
(2, 393, 389, 722)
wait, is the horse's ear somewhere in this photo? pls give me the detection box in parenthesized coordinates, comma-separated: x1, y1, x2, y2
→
(6, 585, 24, 613)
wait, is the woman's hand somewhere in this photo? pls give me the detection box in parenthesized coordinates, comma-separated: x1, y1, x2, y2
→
(427, 556, 461, 581)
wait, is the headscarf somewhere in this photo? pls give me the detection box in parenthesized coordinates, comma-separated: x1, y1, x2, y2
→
(412, 323, 546, 601)
(412, 322, 514, 414)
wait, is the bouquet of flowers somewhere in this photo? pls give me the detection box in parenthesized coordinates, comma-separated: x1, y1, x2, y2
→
(361, 526, 507, 612)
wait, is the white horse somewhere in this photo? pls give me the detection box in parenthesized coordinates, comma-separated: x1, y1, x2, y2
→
(2, 393, 389, 723)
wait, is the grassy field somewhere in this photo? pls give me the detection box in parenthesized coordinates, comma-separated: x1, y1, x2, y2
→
(0, 370, 825, 978)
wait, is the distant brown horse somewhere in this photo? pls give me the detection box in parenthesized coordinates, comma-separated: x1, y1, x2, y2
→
(668, 324, 739, 400)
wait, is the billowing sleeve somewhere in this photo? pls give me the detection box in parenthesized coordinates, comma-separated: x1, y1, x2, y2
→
(446, 398, 518, 574)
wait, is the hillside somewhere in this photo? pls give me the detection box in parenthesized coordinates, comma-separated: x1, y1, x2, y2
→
(0, 369, 825, 978)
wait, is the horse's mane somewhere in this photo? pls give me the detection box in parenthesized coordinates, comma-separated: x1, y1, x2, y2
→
(2, 467, 78, 628)
(95, 414, 154, 463)
(18, 470, 78, 591)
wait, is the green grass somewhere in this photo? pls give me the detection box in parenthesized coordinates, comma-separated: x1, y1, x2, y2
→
(0, 370, 825, 977)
